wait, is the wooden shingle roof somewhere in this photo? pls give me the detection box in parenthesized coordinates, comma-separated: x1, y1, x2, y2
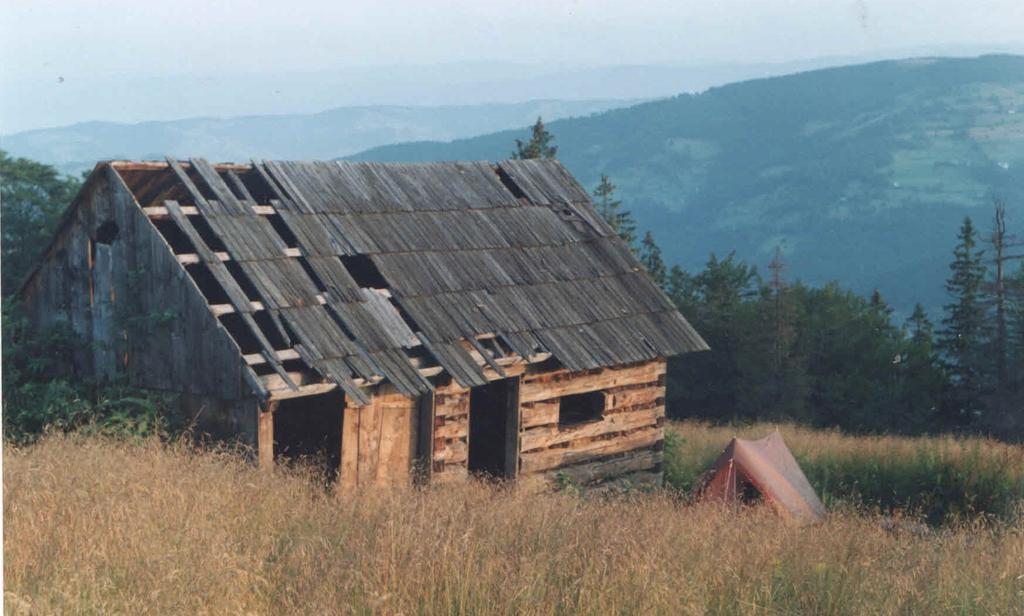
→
(115, 157, 708, 402)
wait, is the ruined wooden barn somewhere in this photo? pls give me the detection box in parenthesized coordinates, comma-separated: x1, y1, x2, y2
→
(18, 157, 708, 489)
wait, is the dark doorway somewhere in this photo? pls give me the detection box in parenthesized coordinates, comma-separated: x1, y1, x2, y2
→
(468, 377, 519, 479)
(273, 391, 343, 481)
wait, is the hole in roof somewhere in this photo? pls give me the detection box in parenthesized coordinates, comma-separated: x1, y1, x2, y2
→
(252, 310, 290, 350)
(219, 313, 262, 354)
(339, 255, 387, 289)
(494, 166, 527, 200)
(237, 168, 277, 203)
(225, 261, 262, 301)
(297, 259, 327, 293)
(218, 170, 250, 202)
(267, 214, 299, 248)
(186, 263, 230, 305)
(281, 358, 309, 374)
(152, 218, 197, 254)
(185, 166, 218, 201)
(188, 216, 227, 252)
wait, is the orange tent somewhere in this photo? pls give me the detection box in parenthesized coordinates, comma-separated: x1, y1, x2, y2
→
(695, 431, 826, 523)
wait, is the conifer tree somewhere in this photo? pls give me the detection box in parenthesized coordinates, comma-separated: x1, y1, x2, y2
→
(938, 217, 988, 422)
(513, 117, 557, 160)
(899, 303, 944, 431)
(1009, 266, 1024, 391)
(592, 174, 636, 247)
(639, 231, 666, 288)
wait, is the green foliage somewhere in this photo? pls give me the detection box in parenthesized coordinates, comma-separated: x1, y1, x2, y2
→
(799, 441, 1023, 524)
(512, 117, 557, 160)
(638, 231, 666, 288)
(591, 174, 636, 246)
(938, 217, 989, 423)
(668, 253, 947, 435)
(2, 300, 177, 442)
(1010, 266, 1024, 389)
(0, 150, 81, 294)
(662, 422, 1024, 523)
(661, 428, 707, 493)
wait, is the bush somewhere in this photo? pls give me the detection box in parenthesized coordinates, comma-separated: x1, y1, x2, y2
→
(2, 300, 179, 442)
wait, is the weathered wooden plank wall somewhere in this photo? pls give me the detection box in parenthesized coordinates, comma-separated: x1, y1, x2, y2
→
(19, 166, 261, 445)
(339, 388, 418, 490)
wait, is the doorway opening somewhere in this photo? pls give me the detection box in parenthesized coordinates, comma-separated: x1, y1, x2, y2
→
(468, 377, 519, 479)
(273, 390, 343, 481)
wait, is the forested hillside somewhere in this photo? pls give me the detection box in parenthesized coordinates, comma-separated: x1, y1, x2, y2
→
(352, 55, 1024, 313)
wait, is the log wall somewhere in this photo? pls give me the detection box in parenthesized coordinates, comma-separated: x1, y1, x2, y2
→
(422, 360, 666, 489)
(429, 381, 472, 484)
(517, 359, 666, 489)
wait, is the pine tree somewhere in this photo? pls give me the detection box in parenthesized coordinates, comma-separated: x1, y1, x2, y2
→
(591, 174, 636, 247)
(938, 217, 988, 423)
(983, 199, 1023, 393)
(757, 247, 808, 421)
(513, 117, 557, 160)
(666, 265, 698, 312)
(899, 303, 944, 432)
(1009, 266, 1024, 391)
(639, 231, 666, 288)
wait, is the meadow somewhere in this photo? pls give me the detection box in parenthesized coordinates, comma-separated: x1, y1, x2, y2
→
(4, 423, 1023, 615)
(666, 421, 1024, 522)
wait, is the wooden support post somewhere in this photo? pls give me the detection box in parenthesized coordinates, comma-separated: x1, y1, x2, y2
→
(258, 400, 279, 471)
(339, 398, 360, 492)
(504, 375, 522, 479)
(414, 391, 436, 485)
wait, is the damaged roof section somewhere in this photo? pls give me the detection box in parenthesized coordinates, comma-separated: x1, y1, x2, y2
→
(114, 157, 708, 402)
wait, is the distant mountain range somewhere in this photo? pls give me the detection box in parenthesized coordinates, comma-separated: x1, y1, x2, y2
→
(350, 55, 1024, 315)
(12, 46, 1017, 134)
(0, 99, 635, 176)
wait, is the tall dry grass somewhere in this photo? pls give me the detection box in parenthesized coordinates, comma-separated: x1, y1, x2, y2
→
(5, 433, 1024, 615)
(666, 421, 1024, 521)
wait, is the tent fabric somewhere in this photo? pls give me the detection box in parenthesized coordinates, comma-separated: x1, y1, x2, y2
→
(696, 431, 827, 523)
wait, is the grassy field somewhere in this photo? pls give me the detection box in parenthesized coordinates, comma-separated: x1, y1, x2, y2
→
(666, 421, 1024, 522)
(4, 425, 1024, 615)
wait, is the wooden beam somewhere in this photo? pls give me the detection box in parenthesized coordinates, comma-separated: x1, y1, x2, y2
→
(209, 292, 324, 316)
(269, 382, 338, 401)
(112, 160, 255, 172)
(177, 246, 299, 266)
(146, 204, 276, 219)
(177, 251, 229, 265)
(110, 161, 174, 171)
(245, 349, 302, 366)
(258, 401, 278, 471)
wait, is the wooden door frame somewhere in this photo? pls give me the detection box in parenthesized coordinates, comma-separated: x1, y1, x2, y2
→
(503, 375, 522, 479)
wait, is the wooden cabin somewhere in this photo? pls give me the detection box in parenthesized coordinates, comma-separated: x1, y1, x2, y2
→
(18, 157, 708, 490)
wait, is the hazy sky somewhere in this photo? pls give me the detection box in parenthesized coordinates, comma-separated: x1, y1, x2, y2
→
(1, 1, 1022, 131)
(4, 0, 1022, 77)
